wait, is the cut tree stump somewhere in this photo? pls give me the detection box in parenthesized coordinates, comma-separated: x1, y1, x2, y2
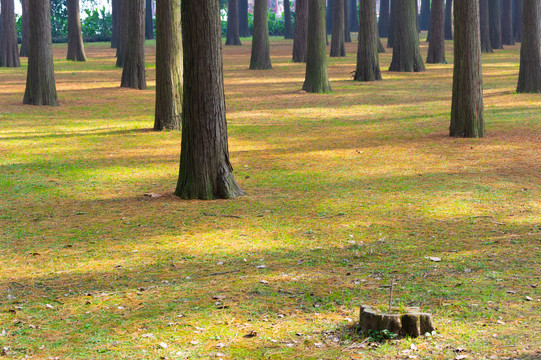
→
(359, 304, 435, 338)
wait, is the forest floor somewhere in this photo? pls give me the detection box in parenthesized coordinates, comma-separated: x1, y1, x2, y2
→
(0, 37, 540, 360)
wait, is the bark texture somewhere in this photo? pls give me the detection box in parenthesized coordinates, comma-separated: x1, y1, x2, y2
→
(344, 0, 351, 42)
(419, 0, 431, 31)
(513, 0, 522, 42)
(19, 0, 29, 57)
(489, 0, 503, 49)
(387, 0, 395, 47)
(226, 0, 242, 45)
(176, 0, 243, 200)
(23, 0, 57, 106)
(145, 0, 154, 39)
(66, 0, 86, 61)
(250, 0, 272, 69)
(303, 0, 331, 93)
(1, 0, 21, 67)
(284, 0, 293, 39)
(516, 0, 541, 93)
(450, 0, 484, 138)
(327, 0, 333, 34)
(111, 0, 119, 48)
(427, 0, 446, 63)
(330, 0, 346, 56)
(116, 0, 127, 67)
(239, 0, 249, 37)
(120, 0, 146, 89)
(292, 0, 308, 62)
(354, 0, 381, 81)
(444, 0, 453, 40)
(480, 0, 493, 52)
(501, 0, 514, 45)
(154, 0, 182, 130)
(389, 0, 425, 72)
(379, 0, 390, 38)
(350, 0, 359, 32)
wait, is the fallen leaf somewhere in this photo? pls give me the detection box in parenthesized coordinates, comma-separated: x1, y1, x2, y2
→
(143, 193, 163, 198)
(243, 331, 257, 338)
(158, 342, 168, 349)
(525, 296, 533, 301)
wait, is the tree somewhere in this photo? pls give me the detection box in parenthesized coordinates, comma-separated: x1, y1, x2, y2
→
(501, 0, 514, 45)
(379, 0, 390, 38)
(226, 0, 242, 45)
(350, 0, 359, 32)
(145, 0, 154, 39)
(1, 0, 21, 67)
(513, 0, 522, 42)
(154, 0, 182, 130)
(120, 0, 146, 89)
(175, 0, 243, 200)
(427, 0, 446, 63)
(516, 0, 541, 93)
(250, 0, 271, 69)
(326, 0, 333, 34)
(23, 0, 58, 106)
(66, 0, 86, 61)
(354, 0, 381, 81)
(303, 0, 331, 93)
(284, 0, 293, 39)
(389, 0, 425, 72)
(344, 0, 351, 42)
(19, 0, 29, 57)
(489, 0, 503, 49)
(330, 0, 346, 57)
(444, 0, 453, 40)
(387, 0, 395, 47)
(419, 0, 431, 31)
(450, 0, 484, 138)
(480, 0, 493, 52)
(239, 0, 249, 37)
(292, 0, 308, 62)
(111, 0, 119, 48)
(115, 0, 126, 67)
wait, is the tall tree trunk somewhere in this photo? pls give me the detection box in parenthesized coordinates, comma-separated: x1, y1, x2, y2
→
(420, 0, 431, 31)
(111, 0, 119, 48)
(1, 0, 21, 67)
(516, 0, 541, 93)
(450, 0, 484, 138)
(176, 0, 243, 200)
(145, 0, 154, 39)
(389, 0, 425, 72)
(120, 0, 146, 89)
(23, 0, 57, 106)
(284, 0, 293, 39)
(501, 0, 514, 45)
(154, 0, 182, 131)
(344, 0, 351, 42)
(354, 0, 381, 81)
(327, 0, 333, 34)
(116, 0, 127, 67)
(250, 0, 272, 69)
(303, 0, 331, 93)
(350, 0, 358, 32)
(513, 0, 522, 42)
(379, 0, 390, 38)
(239, 0, 249, 37)
(226, 0, 242, 45)
(292, 0, 308, 62)
(66, 0, 86, 61)
(480, 0, 493, 52)
(489, 0, 503, 49)
(19, 0, 29, 57)
(444, 0, 453, 40)
(387, 0, 395, 47)
(330, 0, 346, 56)
(427, 0, 446, 63)
(377, 31, 385, 53)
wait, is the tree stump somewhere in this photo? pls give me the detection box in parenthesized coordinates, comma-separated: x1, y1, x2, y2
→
(359, 305, 435, 338)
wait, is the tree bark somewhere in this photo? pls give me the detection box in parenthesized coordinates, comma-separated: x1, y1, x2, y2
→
(480, 0, 493, 52)
(516, 0, 541, 93)
(239, 0, 249, 37)
(250, 0, 272, 69)
(120, 0, 146, 89)
(116, 0, 127, 67)
(379, 0, 390, 38)
(284, 0, 293, 39)
(513, 0, 522, 42)
(450, 0, 484, 138)
(419, 0, 431, 31)
(66, 0, 86, 61)
(176, 0, 243, 200)
(303, 0, 331, 93)
(389, 0, 425, 72)
(489, 0, 503, 49)
(19, 0, 29, 57)
(23, 0, 57, 106)
(145, 0, 154, 39)
(501, 0, 514, 45)
(330, 0, 346, 56)
(344, 0, 351, 42)
(427, 0, 446, 63)
(327, 0, 333, 34)
(350, 0, 358, 32)
(444, 0, 453, 40)
(226, 0, 242, 45)
(387, 0, 395, 47)
(154, 0, 182, 130)
(1, 0, 21, 67)
(292, 0, 308, 62)
(354, 0, 381, 81)
(111, 0, 119, 48)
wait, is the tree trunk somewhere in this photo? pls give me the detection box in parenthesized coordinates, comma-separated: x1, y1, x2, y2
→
(66, 0, 86, 61)
(420, 0, 431, 31)
(444, 0, 453, 40)
(111, 0, 119, 48)
(19, 0, 29, 57)
(284, 0, 293, 39)
(1, 0, 21, 67)
(120, 0, 146, 89)
(226, 0, 242, 45)
(427, 0, 446, 63)
(350, 0, 358, 32)
(303, 0, 331, 93)
(501, 0, 514, 45)
(480, 0, 493, 52)
(327, 0, 333, 34)
(154, 0, 182, 131)
(377, 33, 385, 53)
(145, 0, 154, 39)
(330, 0, 346, 56)
(516, 0, 541, 93)
(23, 0, 57, 106)
(344, 0, 351, 42)
(389, 0, 425, 72)
(354, 0, 381, 81)
(379, 0, 390, 38)
(176, 0, 243, 200)
(239, 0, 250, 37)
(387, 0, 395, 47)
(250, 0, 272, 69)
(116, 0, 127, 67)
(513, 0, 522, 42)
(292, 0, 308, 62)
(489, 0, 503, 49)
(450, 0, 484, 138)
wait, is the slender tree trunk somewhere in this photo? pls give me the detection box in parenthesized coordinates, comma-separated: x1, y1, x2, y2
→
(444, 0, 453, 40)
(513, 0, 522, 42)
(355, 0, 381, 81)
(420, 0, 431, 31)
(344, 0, 351, 42)
(427, 0, 446, 63)
(501, 0, 514, 45)
(1, 0, 21, 67)
(250, 0, 272, 69)
(292, 0, 308, 62)
(387, 0, 395, 47)
(389, 0, 425, 72)
(327, 0, 333, 34)
(176, 0, 243, 200)
(489, 0, 503, 49)
(379, 0, 390, 38)
(330, 0, 346, 56)
(284, 0, 293, 39)
(350, 0, 358, 32)
(145, 0, 154, 39)
(111, 0, 119, 48)
(19, 0, 29, 57)
(154, 0, 182, 131)
(66, 0, 86, 61)
(23, 0, 57, 106)
(377, 32, 385, 53)
(120, 0, 146, 89)
(450, 0, 484, 138)
(226, 0, 242, 45)
(480, 0, 493, 52)
(116, 0, 127, 67)
(239, 0, 250, 37)
(303, 0, 331, 93)
(516, 0, 541, 93)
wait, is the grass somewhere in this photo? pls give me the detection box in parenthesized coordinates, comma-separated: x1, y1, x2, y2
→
(0, 36, 540, 360)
